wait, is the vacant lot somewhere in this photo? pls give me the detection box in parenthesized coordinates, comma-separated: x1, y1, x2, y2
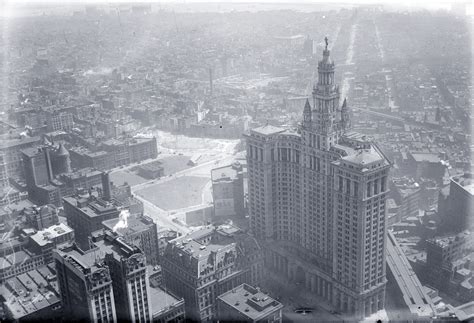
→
(110, 170, 147, 186)
(159, 155, 191, 175)
(136, 176, 210, 210)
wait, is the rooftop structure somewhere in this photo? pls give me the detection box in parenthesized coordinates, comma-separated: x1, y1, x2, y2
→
(29, 223, 74, 248)
(217, 283, 283, 322)
(102, 214, 160, 266)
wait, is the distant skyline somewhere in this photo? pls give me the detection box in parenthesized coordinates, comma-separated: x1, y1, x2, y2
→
(1, 0, 473, 17)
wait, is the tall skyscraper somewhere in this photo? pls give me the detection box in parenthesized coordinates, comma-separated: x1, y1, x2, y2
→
(245, 38, 391, 320)
(53, 244, 117, 322)
(91, 230, 152, 323)
(54, 230, 153, 323)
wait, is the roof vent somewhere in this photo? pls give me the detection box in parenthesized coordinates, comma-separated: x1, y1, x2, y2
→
(244, 308, 250, 312)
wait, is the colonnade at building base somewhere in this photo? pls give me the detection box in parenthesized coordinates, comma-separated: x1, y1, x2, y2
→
(266, 248, 386, 320)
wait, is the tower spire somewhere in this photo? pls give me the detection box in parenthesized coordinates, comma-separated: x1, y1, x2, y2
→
(341, 97, 350, 131)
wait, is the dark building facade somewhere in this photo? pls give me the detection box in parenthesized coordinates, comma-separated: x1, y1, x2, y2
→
(53, 244, 118, 322)
(63, 194, 120, 250)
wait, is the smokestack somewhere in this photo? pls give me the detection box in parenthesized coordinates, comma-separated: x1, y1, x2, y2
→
(209, 67, 213, 96)
(101, 172, 112, 201)
(43, 147, 54, 182)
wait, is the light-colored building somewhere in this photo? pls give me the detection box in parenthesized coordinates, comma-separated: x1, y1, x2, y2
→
(29, 223, 75, 263)
(245, 40, 391, 320)
(211, 162, 245, 219)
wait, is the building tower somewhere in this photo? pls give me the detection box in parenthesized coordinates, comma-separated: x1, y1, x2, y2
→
(0, 152, 8, 189)
(54, 244, 117, 322)
(245, 37, 391, 320)
(92, 231, 153, 323)
(54, 143, 72, 174)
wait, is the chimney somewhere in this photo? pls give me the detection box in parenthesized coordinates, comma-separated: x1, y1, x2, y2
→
(43, 147, 54, 182)
(209, 67, 213, 96)
(101, 172, 112, 201)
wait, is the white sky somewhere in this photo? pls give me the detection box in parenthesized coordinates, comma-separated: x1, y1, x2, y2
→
(1, 0, 473, 17)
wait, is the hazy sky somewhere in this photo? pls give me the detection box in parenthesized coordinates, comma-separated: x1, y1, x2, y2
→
(1, 0, 473, 17)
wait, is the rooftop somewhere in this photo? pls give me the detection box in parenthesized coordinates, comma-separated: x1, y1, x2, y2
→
(91, 230, 142, 263)
(0, 265, 60, 319)
(30, 223, 74, 247)
(451, 173, 474, 195)
(149, 286, 183, 317)
(453, 301, 474, 321)
(211, 162, 242, 182)
(102, 214, 155, 236)
(410, 152, 441, 163)
(251, 124, 285, 136)
(0, 136, 40, 150)
(218, 283, 282, 321)
(342, 145, 385, 167)
(63, 195, 119, 219)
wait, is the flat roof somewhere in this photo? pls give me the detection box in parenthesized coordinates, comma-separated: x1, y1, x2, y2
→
(1, 266, 60, 319)
(218, 283, 282, 321)
(410, 153, 440, 163)
(0, 136, 40, 150)
(342, 146, 384, 166)
(102, 215, 155, 236)
(5, 250, 30, 266)
(453, 301, 474, 321)
(63, 195, 119, 218)
(211, 164, 240, 182)
(251, 124, 285, 136)
(149, 286, 183, 317)
(30, 223, 74, 247)
(92, 232, 140, 262)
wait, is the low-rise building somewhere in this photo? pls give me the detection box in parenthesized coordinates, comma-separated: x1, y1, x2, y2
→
(136, 160, 165, 179)
(149, 286, 185, 323)
(28, 223, 75, 264)
(217, 283, 283, 323)
(0, 265, 61, 322)
(0, 250, 45, 283)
